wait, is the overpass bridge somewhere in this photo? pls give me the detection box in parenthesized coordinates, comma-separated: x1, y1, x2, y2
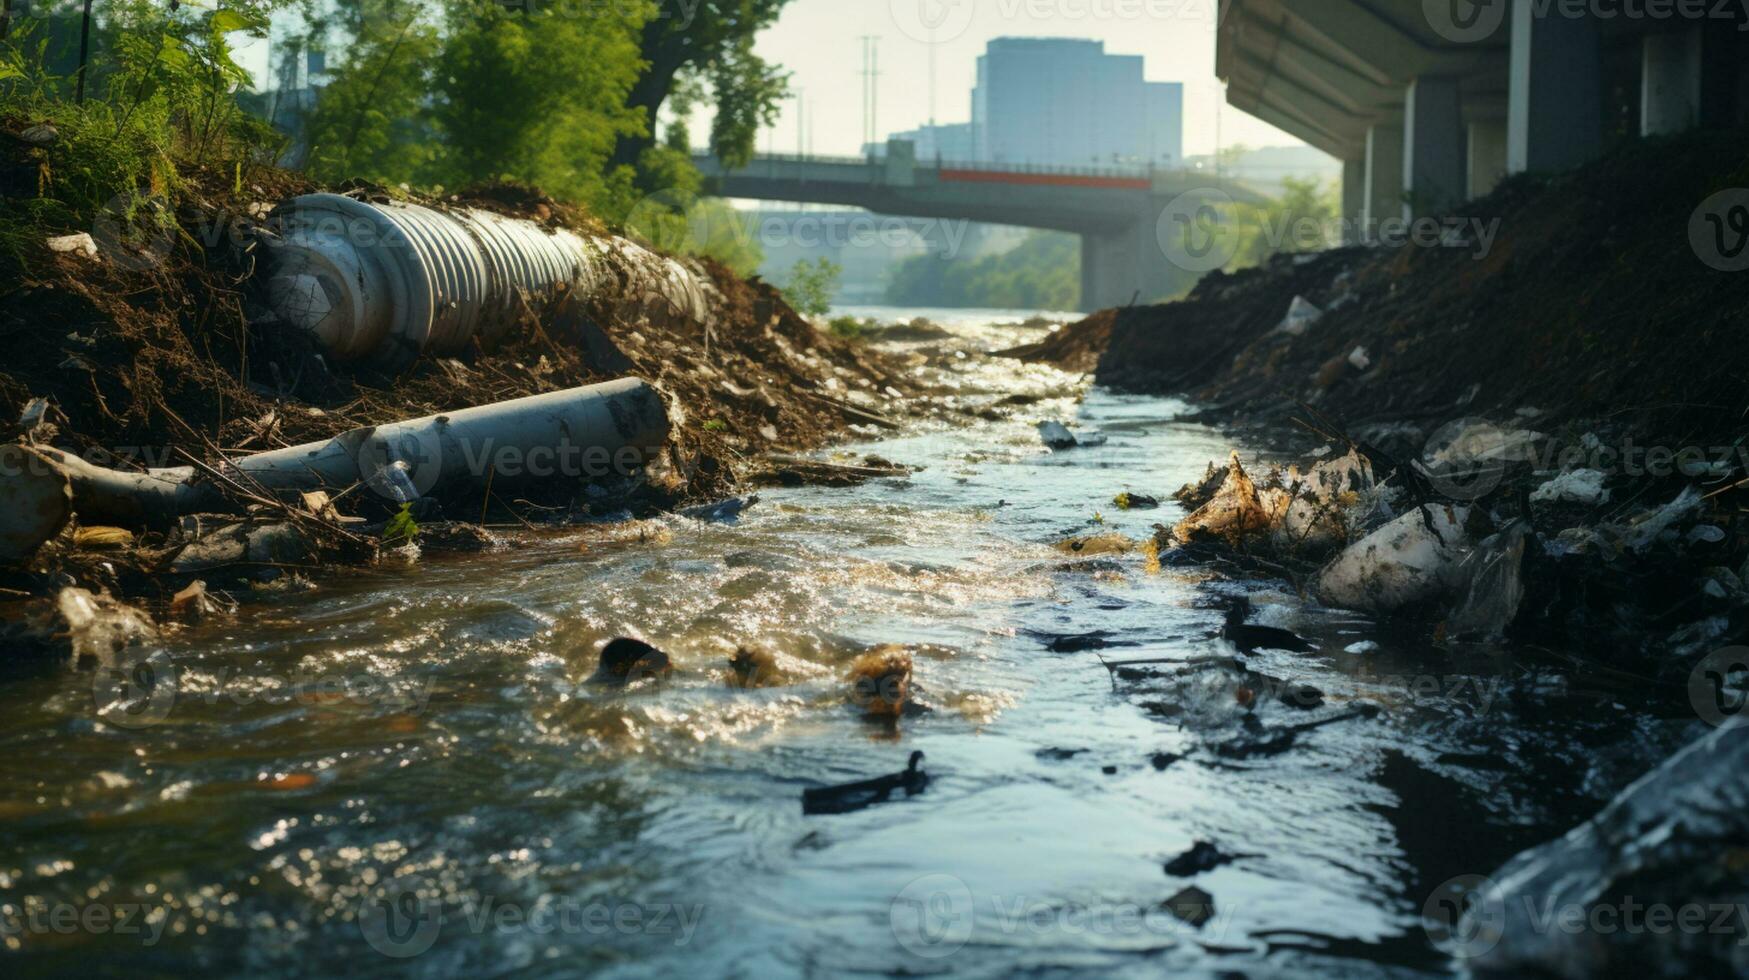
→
(691, 141, 1268, 312)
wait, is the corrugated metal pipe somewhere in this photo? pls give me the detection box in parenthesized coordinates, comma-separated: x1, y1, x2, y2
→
(261, 193, 715, 365)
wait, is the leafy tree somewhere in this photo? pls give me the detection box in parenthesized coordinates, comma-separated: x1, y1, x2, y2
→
(886, 232, 1081, 311)
(1228, 176, 1339, 269)
(780, 256, 839, 317)
(427, 0, 645, 211)
(611, 0, 792, 174)
(298, 0, 440, 184)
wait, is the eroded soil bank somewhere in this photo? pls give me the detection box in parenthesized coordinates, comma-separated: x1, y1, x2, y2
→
(1008, 126, 1749, 679)
(0, 149, 952, 621)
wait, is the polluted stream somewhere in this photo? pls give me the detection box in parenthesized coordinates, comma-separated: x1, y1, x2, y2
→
(0, 308, 1676, 976)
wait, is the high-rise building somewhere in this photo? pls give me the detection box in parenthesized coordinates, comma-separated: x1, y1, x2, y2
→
(968, 38, 1183, 168)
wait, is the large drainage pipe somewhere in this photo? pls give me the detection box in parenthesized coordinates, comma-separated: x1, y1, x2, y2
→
(5, 379, 671, 551)
(262, 193, 715, 366)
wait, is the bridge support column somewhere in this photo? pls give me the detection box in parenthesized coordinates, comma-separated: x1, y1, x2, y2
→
(1467, 119, 1509, 200)
(1507, 0, 1602, 174)
(1079, 219, 1191, 313)
(1404, 77, 1465, 219)
(1341, 158, 1365, 245)
(1641, 28, 1703, 136)
(1363, 123, 1404, 240)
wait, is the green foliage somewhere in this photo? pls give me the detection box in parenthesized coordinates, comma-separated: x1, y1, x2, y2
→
(885, 232, 1081, 311)
(615, 0, 793, 172)
(429, 0, 645, 210)
(302, 0, 648, 215)
(780, 256, 840, 317)
(701, 35, 786, 168)
(382, 502, 420, 545)
(298, 0, 440, 185)
(701, 418, 727, 432)
(826, 315, 868, 340)
(1227, 176, 1340, 269)
(0, 1, 286, 256)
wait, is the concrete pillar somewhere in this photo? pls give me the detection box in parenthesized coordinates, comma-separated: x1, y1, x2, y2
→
(1341, 158, 1366, 245)
(1467, 120, 1509, 199)
(1081, 218, 1197, 312)
(1363, 123, 1404, 239)
(1404, 76, 1466, 218)
(1507, 0, 1602, 174)
(1642, 28, 1703, 135)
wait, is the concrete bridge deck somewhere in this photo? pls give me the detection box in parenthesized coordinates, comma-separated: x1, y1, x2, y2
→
(691, 142, 1268, 311)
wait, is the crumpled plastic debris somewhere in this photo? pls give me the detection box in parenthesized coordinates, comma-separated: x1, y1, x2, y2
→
(1275, 295, 1323, 336)
(1447, 521, 1529, 639)
(1170, 449, 1394, 557)
(1316, 506, 1472, 614)
(1530, 468, 1610, 505)
(1461, 722, 1749, 978)
(55, 587, 158, 666)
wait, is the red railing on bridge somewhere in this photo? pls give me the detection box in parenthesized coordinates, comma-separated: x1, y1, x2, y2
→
(696, 149, 1165, 191)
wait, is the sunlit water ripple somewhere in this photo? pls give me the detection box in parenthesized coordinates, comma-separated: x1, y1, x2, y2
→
(0, 306, 1673, 978)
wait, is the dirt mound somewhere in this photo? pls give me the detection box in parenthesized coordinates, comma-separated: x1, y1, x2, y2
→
(0, 159, 912, 508)
(1015, 126, 1749, 453)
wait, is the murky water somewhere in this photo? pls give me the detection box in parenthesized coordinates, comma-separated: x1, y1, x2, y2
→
(0, 307, 1673, 977)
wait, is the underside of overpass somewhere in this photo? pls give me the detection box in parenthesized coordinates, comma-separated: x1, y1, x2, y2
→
(692, 144, 1267, 312)
(1217, 0, 1749, 237)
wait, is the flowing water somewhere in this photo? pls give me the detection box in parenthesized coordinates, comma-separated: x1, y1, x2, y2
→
(0, 307, 1673, 977)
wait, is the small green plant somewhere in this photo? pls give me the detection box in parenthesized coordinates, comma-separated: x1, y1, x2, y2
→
(702, 418, 728, 432)
(780, 257, 840, 318)
(382, 503, 420, 546)
(826, 315, 866, 340)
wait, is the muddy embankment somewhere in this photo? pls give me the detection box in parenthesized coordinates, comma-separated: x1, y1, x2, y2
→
(1007, 126, 1749, 976)
(0, 142, 935, 645)
(1010, 126, 1749, 676)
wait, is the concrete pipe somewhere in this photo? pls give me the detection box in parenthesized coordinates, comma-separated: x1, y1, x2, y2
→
(262, 193, 716, 366)
(0, 379, 671, 558)
(232, 377, 671, 503)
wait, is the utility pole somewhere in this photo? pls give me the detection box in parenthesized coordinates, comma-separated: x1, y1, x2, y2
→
(871, 37, 880, 147)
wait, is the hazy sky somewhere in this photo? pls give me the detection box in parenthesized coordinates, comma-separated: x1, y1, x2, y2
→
(736, 0, 1301, 158)
(238, 0, 1304, 160)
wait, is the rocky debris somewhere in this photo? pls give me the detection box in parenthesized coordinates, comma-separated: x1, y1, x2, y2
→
(586, 637, 672, 686)
(1463, 723, 1749, 978)
(168, 580, 232, 623)
(1162, 885, 1216, 928)
(1038, 420, 1077, 449)
(850, 646, 913, 718)
(50, 587, 158, 666)
(801, 751, 929, 816)
(727, 646, 783, 688)
(1164, 840, 1247, 878)
(45, 232, 98, 259)
(1112, 491, 1160, 510)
